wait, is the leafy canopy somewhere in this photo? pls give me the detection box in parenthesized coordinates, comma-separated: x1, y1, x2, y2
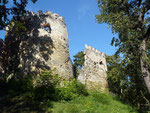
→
(96, 0, 150, 55)
(96, 0, 150, 111)
(73, 51, 84, 78)
(0, 0, 37, 30)
(73, 51, 84, 69)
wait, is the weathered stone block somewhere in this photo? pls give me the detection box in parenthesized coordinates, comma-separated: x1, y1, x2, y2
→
(5, 11, 73, 79)
(78, 45, 108, 91)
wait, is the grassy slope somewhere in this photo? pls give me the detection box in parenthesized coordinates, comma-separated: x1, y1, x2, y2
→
(50, 92, 137, 113)
(0, 92, 138, 113)
(0, 75, 138, 113)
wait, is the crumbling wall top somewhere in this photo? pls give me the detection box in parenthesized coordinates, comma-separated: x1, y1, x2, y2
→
(85, 44, 106, 58)
(84, 44, 107, 71)
(27, 11, 66, 24)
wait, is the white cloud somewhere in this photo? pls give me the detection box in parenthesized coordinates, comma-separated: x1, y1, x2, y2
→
(78, 3, 91, 20)
(78, 4, 90, 16)
(77, 1, 95, 20)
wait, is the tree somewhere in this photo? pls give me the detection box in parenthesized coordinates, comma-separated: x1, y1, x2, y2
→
(106, 55, 150, 111)
(0, 0, 37, 75)
(73, 51, 84, 78)
(106, 55, 123, 96)
(0, 0, 37, 30)
(96, 0, 150, 93)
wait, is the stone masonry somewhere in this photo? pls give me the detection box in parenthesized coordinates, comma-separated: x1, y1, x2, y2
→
(78, 45, 108, 91)
(4, 11, 73, 79)
(0, 11, 108, 90)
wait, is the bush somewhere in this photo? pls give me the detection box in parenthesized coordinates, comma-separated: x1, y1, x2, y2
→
(32, 71, 60, 101)
(1, 71, 138, 113)
(4, 74, 34, 96)
(4, 70, 88, 102)
(57, 79, 88, 101)
(1, 70, 89, 113)
(31, 71, 88, 101)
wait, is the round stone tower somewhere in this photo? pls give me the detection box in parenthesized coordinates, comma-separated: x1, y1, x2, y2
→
(6, 11, 73, 79)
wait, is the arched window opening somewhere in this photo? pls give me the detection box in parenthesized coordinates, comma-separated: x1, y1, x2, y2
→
(45, 26, 50, 31)
(43, 23, 51, 33)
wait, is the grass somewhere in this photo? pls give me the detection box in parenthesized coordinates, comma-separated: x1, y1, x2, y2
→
(50, 91, 138, 113)
(0, 72, 138, 113)
(0, 91, 138, 113)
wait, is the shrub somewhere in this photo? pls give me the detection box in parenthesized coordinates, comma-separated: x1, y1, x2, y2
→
(4, 74, 34, 96)
(2, 70, 89, 111)
(57, 79, 88, 101)
(33, 71, 60, 101)
(32, 71, 88, 101)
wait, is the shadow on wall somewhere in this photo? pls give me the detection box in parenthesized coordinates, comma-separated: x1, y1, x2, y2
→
(4, 14, 54, 76)
(19, 35, 54, 75)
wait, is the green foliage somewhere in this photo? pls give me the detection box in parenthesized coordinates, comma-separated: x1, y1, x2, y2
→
(32, 71, 60, 101)
(73, 51, 84, 78)
(106, 55, 124, 94)
(57, 79, 88, 101)
(5, 74, 34, 96)
(73, 51, 85, 68)
(106, 55, 150, 112)
(2, 69, 88, 102)
(91, 91, 111, 105)
(0, 0, 37, 30)
(8, 21, 27, 37)
(0, 71, 139, 113)
(96, 0, 150, 111)
(52, 91, 138, 113)
(1, 70, 59, 100)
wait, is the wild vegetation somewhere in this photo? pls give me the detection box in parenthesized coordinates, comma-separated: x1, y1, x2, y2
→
(106, 55, 150, 112)
(73, 51, 150, 112)
(0, 70, 138, 113)
(0, 0, 150, 113)
(96, 0, 150, 112)
(0, 0, 37, 30)
(73, 51, 84, 78)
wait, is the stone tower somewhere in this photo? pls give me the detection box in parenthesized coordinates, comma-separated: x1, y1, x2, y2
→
(5, 11, 73, 79)
(78, 45, 108, 91)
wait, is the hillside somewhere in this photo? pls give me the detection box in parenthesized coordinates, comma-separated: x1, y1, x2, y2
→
(51, 92, 137, 113)
(0, 72, 138, 113)
(0, 91, 138, 113)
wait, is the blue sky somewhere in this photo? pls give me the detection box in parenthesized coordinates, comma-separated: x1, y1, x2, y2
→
(0, 0, 117, 60)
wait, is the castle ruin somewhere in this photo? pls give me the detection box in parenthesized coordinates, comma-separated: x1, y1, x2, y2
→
(78, 45, 108, 90)
(0, 11, 108, 90)
(4, 11, 73, 79)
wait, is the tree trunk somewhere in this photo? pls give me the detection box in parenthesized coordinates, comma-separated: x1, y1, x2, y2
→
(139, 38, 150, 93)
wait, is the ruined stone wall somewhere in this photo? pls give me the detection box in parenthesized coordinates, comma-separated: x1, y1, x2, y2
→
(5, 11, 73, 79)
(1, 11, 108, 89)
(78, 45, 108, 91)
